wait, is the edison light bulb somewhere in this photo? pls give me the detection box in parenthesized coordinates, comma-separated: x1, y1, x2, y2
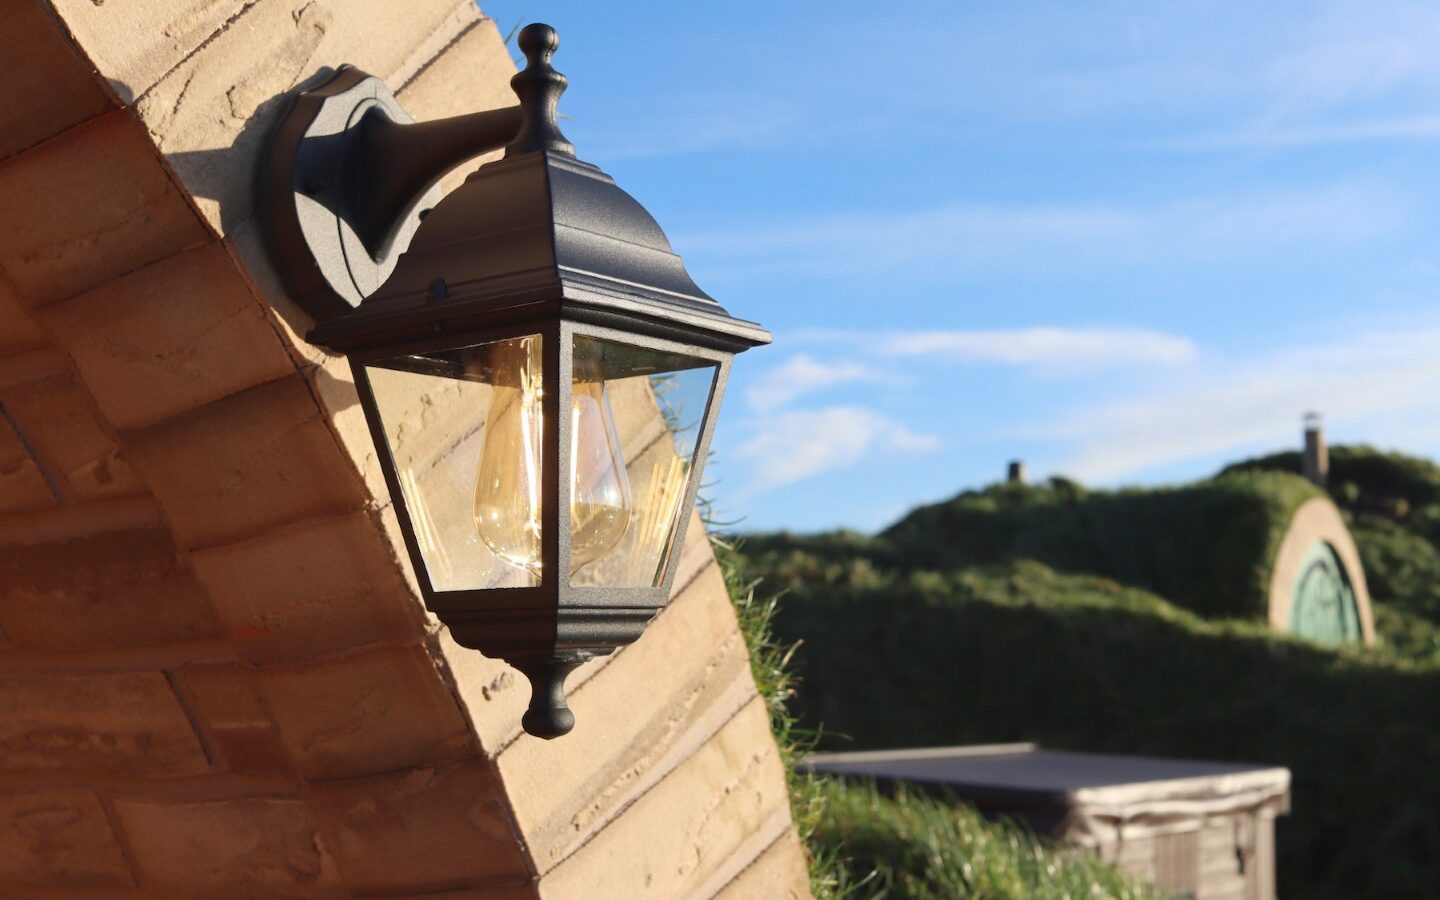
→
(473, 337, 633, 578)
(473, 337, 545, 576)
(568, 381, 632, 575)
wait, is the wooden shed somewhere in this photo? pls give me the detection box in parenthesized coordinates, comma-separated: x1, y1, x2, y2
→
(804, 743, 1290, 900)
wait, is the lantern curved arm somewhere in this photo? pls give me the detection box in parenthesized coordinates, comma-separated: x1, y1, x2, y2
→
(260, 68, 523, 322)
(350, 103, 522, 260)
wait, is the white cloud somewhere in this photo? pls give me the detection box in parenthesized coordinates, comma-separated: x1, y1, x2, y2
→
(675, 183, 1402, 276)
(874, 327, 1196, 368)
(1045, 322, 1440, 482)
(734, 406, 940, 492)
(744, 354, 887, 412)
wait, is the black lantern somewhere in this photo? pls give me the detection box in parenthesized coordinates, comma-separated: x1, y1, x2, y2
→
(261, 25, 769, 737)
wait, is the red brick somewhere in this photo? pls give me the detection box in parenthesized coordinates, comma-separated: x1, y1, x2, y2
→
(122, 375, 367, 548)
(174, 664, 294, 777)
(255, 645, 473, 779)
(190, 512, 422, 664)
(0, 413, 54, 515)
(0, 789, 134, 889)
(0, 111, 208, 306)
(0, 670, 209, 775)
(0, 1, 116, 160)
(111, 795, 344, 897)
(39, 242, 297, 429)
(0, 376, 144, 501)
(310, 761, 529, 894)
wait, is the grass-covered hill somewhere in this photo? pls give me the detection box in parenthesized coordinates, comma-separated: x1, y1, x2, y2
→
(732, 446, 1440, 899)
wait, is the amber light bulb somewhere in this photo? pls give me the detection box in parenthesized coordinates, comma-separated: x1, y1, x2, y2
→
(473, 337, 546, 576)
(472, 338, 633, 578)
(568, 381, 632, 575)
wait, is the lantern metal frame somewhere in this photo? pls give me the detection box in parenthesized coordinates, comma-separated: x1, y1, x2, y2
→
(260, 23, 767, 737)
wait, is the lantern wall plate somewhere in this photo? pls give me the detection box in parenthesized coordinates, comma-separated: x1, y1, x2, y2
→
(260, 24, 769, 738)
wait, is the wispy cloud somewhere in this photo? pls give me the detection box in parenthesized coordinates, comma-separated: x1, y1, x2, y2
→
(1044, 321, 1440, 482)
(873, 327, 1196, 368)
(676, 182, 1403, 276)
(744, 354, 888, 413)
(1169, 114, 1440, 150)
(734, 406, 940, 492)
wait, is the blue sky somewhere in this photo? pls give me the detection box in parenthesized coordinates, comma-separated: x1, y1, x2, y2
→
(477, 1, 1440, 532)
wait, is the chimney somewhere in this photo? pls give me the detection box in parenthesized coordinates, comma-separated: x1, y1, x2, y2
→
(1007, 460, 1027, 485)
(1303, 412, 1328, 487)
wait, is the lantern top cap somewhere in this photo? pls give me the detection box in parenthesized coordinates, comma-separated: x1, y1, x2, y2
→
(507, 24, 574, 157)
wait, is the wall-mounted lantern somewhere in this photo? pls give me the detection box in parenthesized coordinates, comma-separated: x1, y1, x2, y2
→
(261, 24, 769, 738)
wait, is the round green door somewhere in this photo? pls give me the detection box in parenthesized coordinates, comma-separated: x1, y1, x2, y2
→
(1290, 540, 1362, 644)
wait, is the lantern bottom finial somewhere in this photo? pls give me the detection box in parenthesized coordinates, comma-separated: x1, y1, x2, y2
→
(513, 654, 591, 739)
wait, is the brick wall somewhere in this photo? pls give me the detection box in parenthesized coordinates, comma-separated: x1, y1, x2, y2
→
(0, 2, 811, 897)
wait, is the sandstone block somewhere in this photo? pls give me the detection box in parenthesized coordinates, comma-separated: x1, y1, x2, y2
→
(668, 509, 717, 598)
(174, 664, 294, 777)
(254, 645, 474, 779)
(111, 794, 345, 898)
(373, 886, 539, 900)
(436, 628, 611, 756)
(537, 699, 793, 900)
(713, 832, 812, 900)
(39, 241, 296, 430)
(0, 348, 70, 392)
(497, 560, 756, 870)
(0, 0, 116, 160)
(0, 495, 162, 547)
(308, 351, 389, 499)
(0, 570, 223, 652)
(122, 374, 366, 549)
(0, 670, 209, 775)
(309, 761, 529, 894)
(0, 412, 54, 515)
(0, 111, 208, 307)
(395, 17, 516, 195)
(190, 511, 423, 663)
(131, 0, 483, 232)
(0, 788, 134, 889)
(0, 280, 46, 356)
(0, 376, 144, 501)
(47, 0, 253, 99)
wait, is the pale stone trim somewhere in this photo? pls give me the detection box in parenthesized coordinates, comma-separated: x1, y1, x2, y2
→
(1266, 496, 1375, 645)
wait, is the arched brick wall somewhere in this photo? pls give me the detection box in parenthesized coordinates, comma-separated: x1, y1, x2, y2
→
(0, 3, 810, 896)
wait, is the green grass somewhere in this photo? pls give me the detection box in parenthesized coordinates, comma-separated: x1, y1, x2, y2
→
(813, 781, 1159, 900)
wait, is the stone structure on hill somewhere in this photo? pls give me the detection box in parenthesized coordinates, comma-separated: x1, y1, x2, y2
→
(0, 3, 810, 897)
(1268, 497, 1374, 646)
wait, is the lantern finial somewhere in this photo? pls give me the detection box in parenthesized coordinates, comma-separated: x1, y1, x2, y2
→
(514, 654, 589, 739)
(507, 23, 575, 157)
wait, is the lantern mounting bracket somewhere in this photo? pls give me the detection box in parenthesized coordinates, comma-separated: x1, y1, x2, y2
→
(260, 67, 523, 323)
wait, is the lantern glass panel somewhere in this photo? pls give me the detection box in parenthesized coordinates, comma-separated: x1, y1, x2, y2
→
(365, 334, 545, 591)
(568, 334, 717, 588)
